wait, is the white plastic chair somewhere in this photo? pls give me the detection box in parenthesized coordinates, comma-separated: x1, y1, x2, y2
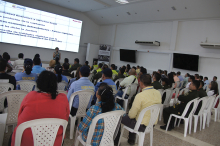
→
(17, 80, 37, 92)
(15, 65, 24, 70)
(213, 95, 220, 122)
(175, 81, 180, 88)
(193, 97, 209, 133)
(88, 73, 94, 81)
(157, 89, 164, 96)
(115, 78, 124, 89)
(166, 98, 198, 137)
(159, 89, 173, 121)
(69, 90, 95, 139)
(97, 78, 102, 83)
(14, 118, 68, 146)
(65, 76, 72, 82)
(115, 83, 138, 112)
(0, 79, 9, 83)
(179, 88, 189, 96)
(0, 113, 7, 146)
(203, 96, 216, 129)
(112, 74, 117, 80)
(0, 83, 14, 113)
(0, 90, 28, 133)
(7, 72, 16, 76)
(172, 88, 181, 106)
(12, 69, 23, 73)
(118, 104, 162, 146)
(75, 110, 125, 146)
(58, 90, 68, 96)
(203, 84, 208, 91)
(71, 70, 76, 76)
(58, 81, 68, 90)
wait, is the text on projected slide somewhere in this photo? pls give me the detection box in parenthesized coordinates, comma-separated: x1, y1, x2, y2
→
(0, 0, 83, 52)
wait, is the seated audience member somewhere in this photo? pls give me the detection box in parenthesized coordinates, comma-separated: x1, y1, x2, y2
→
(137, 67, 147, 92)
(3, 53, 13, 67)
(173, 72, 180, 83)
(113, 67, 125, 82)
(67, 67, 80, 90)
(67, 66, 95, 116)
(194, 81, 208, 115)
(78, 83, 123, 146)
(161, 71, 167, 79)
(10, 71, 70, 146)
(93, 68, 117, 104)
(62, 63, 71, 77)
(183, 73, 190, 87)
(136, 65, 140, 75)
(195, 74, 200, 80)
(111, 64, 118, 76)
(115, 74, 161, 145)
(54, 65, 68, 83)
(167, 72, 174, 87)
(199, 75, 203, 81)
(15, 59, 38, 89)
(13, 53, 24, 68)
(164, 70, 168, 77)
(160, 80, 200, 131)
(124, 64, 131, 77)
(207, 81, 218, 96)
(47, 59, 56, 71)
(186, 76, 195, 89)
(55, 57, 60, 66)
(132, 66, 136, 70)
(84, 61, 91, 69)
(31, 57, 46, 74)
(0, 58, 16, 89)
(213, 76, 218, 82)
(93, 63, 103, 74)
(93, 64, 107, 83)
(63, 58, 70, 68)
(151, 72, 162, 89)
(33, 54, 42, 67)
(69, 58, 82, 73)
(177, 71, 184, 81)
(1, 53, 12, 72)
(91, 61, 98, 71)
(162, 78, 170, 90)
(115, 68, 138, 106)
(53, 47, 61, 61)
(203, 77, 209, 87)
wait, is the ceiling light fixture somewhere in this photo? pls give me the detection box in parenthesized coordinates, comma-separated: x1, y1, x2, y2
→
(115, 0, 129, 4)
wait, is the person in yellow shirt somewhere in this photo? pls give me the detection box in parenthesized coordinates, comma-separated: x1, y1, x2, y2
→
(91, 61, 98, 71)
(115, 74, 161, 145)
(111, 64, 118, 76)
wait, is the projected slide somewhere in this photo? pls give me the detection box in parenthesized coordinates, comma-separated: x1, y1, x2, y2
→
(0, 0, 82, 52)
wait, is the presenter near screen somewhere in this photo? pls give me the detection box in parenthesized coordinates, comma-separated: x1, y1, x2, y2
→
(53, 47, 61, 61)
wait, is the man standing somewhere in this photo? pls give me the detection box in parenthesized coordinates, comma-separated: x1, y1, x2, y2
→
(67, 66, 95, 116)
(13, 53, 24, 68)
(151, 72, 162, 89)
(69, 58, 82, 73)
(160, 80, 199, 131)
(177, 71, 184, 81)
(115, 74, 161, 145)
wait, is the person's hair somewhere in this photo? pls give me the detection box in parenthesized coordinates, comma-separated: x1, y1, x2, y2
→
(75, 67, 80, 80)
(192, 80, 200, 90)
(158, 69, 162, 74)
(24, 59, 33, 75)
(0, 58, 7, 71)
(132, 66, 136, 70)
(54, 65, 63, 83)
(126, 64, 131, 73)
(111, 64, 116, 70)
(164, 70, 168, 76)
(18, 53, 23, 59)
(210, 81, 218, 94)
(204, 77, 208, 80)
(34, 54, 40, 59)
(98, 63, 103, 68)
(137, 65, 140, 68)
(37, 71, 58, 99)
(63, 63, 69, 70)
(195, 74, 199, 79)
(97, 83, 115, 113)
(94, 61, 97, 65)
(154, 72, 161, 81)
(173, 72, 176, 75)
(74, 58, 79, 63)
(55, 47, 59, 50)
(177, 71, 181, 75)
(199, 76, 203, 80)
(186, 73, 190, 77)
(33, 57, 41, 65)
(190, 75, 195, 81)
(102, 64, 108, 70)
(168, 72, 174, 86)
(49, 60, 56, 68)
(85, 61, 89, 65)
(64, 58, 69, 63)
(120, 67, 125, 74)
(214, 76, 217, 80)
(3, 52, 8, 60)
(80, 67, 90, 77)
(140, 68, 147, 74)
(199, 80, 204, 87)
(140, 74, 152, 86)
(55, 57, 60, 64)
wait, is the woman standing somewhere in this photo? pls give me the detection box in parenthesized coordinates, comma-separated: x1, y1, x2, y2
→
(53, 47, 61, 61)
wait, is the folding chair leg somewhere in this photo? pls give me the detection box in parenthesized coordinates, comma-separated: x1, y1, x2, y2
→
(174, 118, 177, 127)
(150, 130, 153, 146)
(74, 137, 80, 146)
(184, 119, 189, 137)
(199, 115, 203, 131)
(189, 118, 192, 134)
(5, 125, 8, 133)
(138, 133, 145, 146)
(159, 108, 163, 121)
(118, 126, 125, 146)
(166, 115, 172, 131)
(203, 113, 207, 129)
(214, 109, 217, 122)
(70, 116, 76, 139)
(193, 116, 198, 133)
(177, 118, 181, 127)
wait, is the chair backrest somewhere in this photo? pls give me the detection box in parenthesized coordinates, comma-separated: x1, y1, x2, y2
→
(134, 104, 162, 133)
(179, 88, 189, 95)
(128, 83, 138, 99)
(196, 97, 209, 116)
(65, 76, 72, 82)
(7, 72, 16, 76)
(57, 82, 68, 90)
(69, 90, 95, 117)
(112, 74, 117, 80)
(85, 110, 125, 146)
(114, 78, 124, 89)
(0, 90, 28, 125)
(175, 81, 180, 88)
(173, 88, 180, 104)
(15, 65, 24, 70)
(205, 96, 215, 111)
(71, 70, 76, 75)
(0, 83, 14, 112)
(57, 90, 68, 96)
(0, 79, 9, 83)
(12, 69, 23, 73)
(97, 78, 102, 83)
(212, 95, 220, 109)
(17, 81, 37, 92)
(15, 118, 68, 146)
(88, 73, 94, 81)
(203, 84, 208, 90)
(181, 98, 198, 118)
(179, 81, 184, 88)
(163, 89, 173, 106)
(157, 89, 164, 96)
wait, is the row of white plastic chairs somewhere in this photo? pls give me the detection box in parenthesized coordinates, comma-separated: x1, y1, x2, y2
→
(0, 88, 163, 146)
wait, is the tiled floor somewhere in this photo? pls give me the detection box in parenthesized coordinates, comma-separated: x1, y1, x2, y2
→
(3, 116, 220, 146)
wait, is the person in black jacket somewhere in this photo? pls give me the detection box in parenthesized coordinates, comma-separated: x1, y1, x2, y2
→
(194, 81, 207, 115)
(160, 80, 200, 131)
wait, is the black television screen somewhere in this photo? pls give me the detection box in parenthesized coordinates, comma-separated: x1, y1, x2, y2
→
(173, 53, 199, 71)
(120, 49, 136, 63)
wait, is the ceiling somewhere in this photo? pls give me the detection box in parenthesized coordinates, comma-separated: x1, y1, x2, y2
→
(41, 0, 220, 25)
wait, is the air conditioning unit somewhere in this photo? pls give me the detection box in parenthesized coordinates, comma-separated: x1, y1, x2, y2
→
(200, 43, 220, 48)
(135, 40, 160, 46)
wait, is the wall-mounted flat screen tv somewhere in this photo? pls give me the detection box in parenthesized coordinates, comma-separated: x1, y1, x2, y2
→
(120, 49, 136, 63)
(173, 53, 199, 71)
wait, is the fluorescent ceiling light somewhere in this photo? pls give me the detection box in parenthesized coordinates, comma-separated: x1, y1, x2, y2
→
(115, 0, 129, 4)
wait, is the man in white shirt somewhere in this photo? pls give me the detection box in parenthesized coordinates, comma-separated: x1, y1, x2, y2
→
(186, 75, 195, 88)
(13, 53, 24, 68)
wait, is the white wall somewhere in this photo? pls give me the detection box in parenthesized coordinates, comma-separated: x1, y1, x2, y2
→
(99, 19, 220, 79)
(0, 0, 100, 64)
(86, 43, 99, 66)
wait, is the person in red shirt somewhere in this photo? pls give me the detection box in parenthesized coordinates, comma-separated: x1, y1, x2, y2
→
(10, 71, 70, 146)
